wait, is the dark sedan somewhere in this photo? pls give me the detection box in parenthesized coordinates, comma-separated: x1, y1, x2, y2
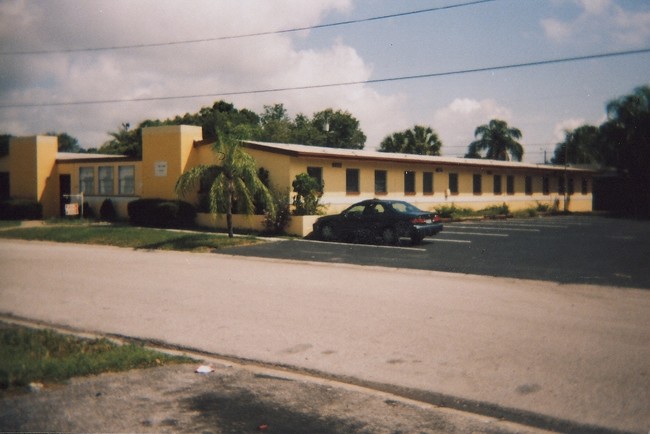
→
(313, 199, 443, 245)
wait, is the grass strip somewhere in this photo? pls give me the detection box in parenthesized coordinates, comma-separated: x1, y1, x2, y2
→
(0, 225, 260, 252)
(0, 325, 194, 390)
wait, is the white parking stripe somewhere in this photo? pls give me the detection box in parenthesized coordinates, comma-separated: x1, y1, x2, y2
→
(442, 231, 509, 237)
(449, 226, 540, 232)
(432, 238, 472, 244)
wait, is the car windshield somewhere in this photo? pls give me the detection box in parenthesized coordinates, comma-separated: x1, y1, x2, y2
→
(389, 201, 423, 214)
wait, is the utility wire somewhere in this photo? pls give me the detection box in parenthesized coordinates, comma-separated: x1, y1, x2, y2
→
(2, 0, 496, 55)
(1, 47, 648, 109)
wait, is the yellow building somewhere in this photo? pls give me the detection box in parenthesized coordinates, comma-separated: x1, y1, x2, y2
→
(1, 125, 595, 235)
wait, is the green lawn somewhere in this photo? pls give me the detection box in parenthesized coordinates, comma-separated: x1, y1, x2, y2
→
(0, 324, 194, 390)
(0, 224, 262, 252)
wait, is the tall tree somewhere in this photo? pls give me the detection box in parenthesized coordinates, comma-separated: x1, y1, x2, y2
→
(551, 125, 602, 165)
(599, 85, 650, 215)
(465, 119, 524, 161)
(260, 103, 292, 143)
(47, 132, 83, 153)
(309, 109, 366, 149)
(175, 135, 274, 237)
(379, 125, 442, 155)
(99, 123, 141, 158)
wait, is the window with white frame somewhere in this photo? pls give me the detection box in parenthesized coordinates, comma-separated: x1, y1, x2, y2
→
(79, 167, 94, 194)
(98, 166, 114, 195)
(118, 166, 135, 195)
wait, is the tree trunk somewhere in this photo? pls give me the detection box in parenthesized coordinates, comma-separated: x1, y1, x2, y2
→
(227, 193, 234, 238)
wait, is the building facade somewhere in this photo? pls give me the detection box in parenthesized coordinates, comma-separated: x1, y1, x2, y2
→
(1, 125, 595, 235)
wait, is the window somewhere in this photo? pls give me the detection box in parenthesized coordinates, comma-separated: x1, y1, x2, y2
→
(0, 172, 9, 199)
(374, 170, 387, 194)
(542, 176, 550, 195)
(473, 174, 482, 195)
(558, 177, 565, 195)
(581, 177, 589, 195)
(404, 171, 416, 195)
(346, 168, 359, 194)
(568, 177, 575, 195)
(79, 167, 94, 194)
(506, 175, 515, 195)
(448, 173, 458, 194)
(525, 176, 533, 195)
(98, 166, 114, 195)
(307, 166, 323, 192)
(493, 175, 502, 195)
(423, 172, 433, 195)
(118, 166, 135, 195)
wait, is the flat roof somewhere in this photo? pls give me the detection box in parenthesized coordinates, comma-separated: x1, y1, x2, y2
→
(241, 141, 597, 174)
(56, 152, 139, 163)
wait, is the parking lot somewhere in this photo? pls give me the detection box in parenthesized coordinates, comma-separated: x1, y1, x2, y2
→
(220, 215, 650, 289)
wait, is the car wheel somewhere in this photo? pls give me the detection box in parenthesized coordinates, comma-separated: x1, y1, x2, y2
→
(381, 227, 398, 245)
(320, 224, 336, 241)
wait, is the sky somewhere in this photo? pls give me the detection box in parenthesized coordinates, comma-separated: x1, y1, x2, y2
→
(1, 0, 649, 163)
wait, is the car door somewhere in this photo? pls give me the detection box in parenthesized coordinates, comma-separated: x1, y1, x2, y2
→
(340, 203, 367, 238)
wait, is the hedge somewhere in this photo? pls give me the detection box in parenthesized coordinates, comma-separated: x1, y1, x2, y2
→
(127, 198, 196, 228)
(0, 199, 42, 220)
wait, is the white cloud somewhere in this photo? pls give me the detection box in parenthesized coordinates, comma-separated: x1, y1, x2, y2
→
(433, 98, 512, 156)
(553, 118, 586, 142)
(541, 0, 650, 47)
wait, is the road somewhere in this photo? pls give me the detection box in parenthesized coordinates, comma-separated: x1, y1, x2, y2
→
(1, 239, 649, 433)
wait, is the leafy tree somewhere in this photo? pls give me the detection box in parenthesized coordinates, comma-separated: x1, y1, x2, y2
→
(465, 119, 524, 161)
(309, 109, 366, 149)
(599, 85, 650, 215)
(99, 123, 141, 158)
(379, 125, 442, 155)
(175, 135, 274, 237)
(260, 103, 293, 143)
(291, 172, 324, 215)
(46, 132, 83, 153)
(551, 125, 602, 165)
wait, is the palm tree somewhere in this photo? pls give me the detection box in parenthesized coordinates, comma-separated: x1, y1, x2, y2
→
(379, 125, 442, 155)
(175, 135, 274, 237)
(551, 125, 602, 165)
(466, 119, 524, 161)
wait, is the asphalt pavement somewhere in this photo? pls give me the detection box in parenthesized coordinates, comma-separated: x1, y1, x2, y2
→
(1, 238, 649, 433)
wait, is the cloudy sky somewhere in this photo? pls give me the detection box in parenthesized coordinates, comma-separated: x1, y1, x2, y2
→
(1, 0, 649, 162)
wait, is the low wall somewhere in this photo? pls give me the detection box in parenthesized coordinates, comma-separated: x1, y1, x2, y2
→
(195, 213, 318, 237)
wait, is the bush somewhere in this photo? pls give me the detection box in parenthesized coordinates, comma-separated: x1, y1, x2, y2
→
(292, 173, 324, 215)
(437, 204, 474, 219)
(0, 199, 42, 220)
(480, 203, 510, 217)
(99, 199, 117, 222)
(127, 198, 196, 228)
(263, 188, 291, 235)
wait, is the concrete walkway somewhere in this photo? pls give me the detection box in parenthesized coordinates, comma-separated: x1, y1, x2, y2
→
(1, 239, 648, 433)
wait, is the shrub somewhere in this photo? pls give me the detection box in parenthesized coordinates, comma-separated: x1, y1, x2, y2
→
(263, 188, 291, 235)
(481, 203, 510, 217)
(99, 199, 117, 222)
(292, 173, 324, 216)
(82, 202, 95, 219)
(127, 198, 196, 228)
(535, 202, 551, 213)
(437, 204, 474, 219)
(0, 199, 42, 220)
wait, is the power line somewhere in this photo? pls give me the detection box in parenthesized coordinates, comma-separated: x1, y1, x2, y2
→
(2, 0, 496, 56)
(1, 47, 648, 109)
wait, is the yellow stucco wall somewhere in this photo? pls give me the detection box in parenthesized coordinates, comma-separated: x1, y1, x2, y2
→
(141, 125, 203, 200)
(6, 136, 59, 217)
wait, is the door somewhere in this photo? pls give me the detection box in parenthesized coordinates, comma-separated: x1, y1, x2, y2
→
(59, 174, 71, 217)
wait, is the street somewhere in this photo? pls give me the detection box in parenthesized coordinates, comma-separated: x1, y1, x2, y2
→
(1, 238, 649, 432)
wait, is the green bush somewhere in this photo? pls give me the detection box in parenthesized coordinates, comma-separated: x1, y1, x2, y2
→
(99, 199, 117, 222)
(480, 203, 509, 217)
(263, 188, 291, 235)
(0, 199, 42, 220)
(127, 198, 196, 228)
(292, 173, 324, 215)
(437, 204, 475, 219)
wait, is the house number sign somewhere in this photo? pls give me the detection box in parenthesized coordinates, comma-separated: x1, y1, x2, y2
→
(154, 161, 168, 177)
